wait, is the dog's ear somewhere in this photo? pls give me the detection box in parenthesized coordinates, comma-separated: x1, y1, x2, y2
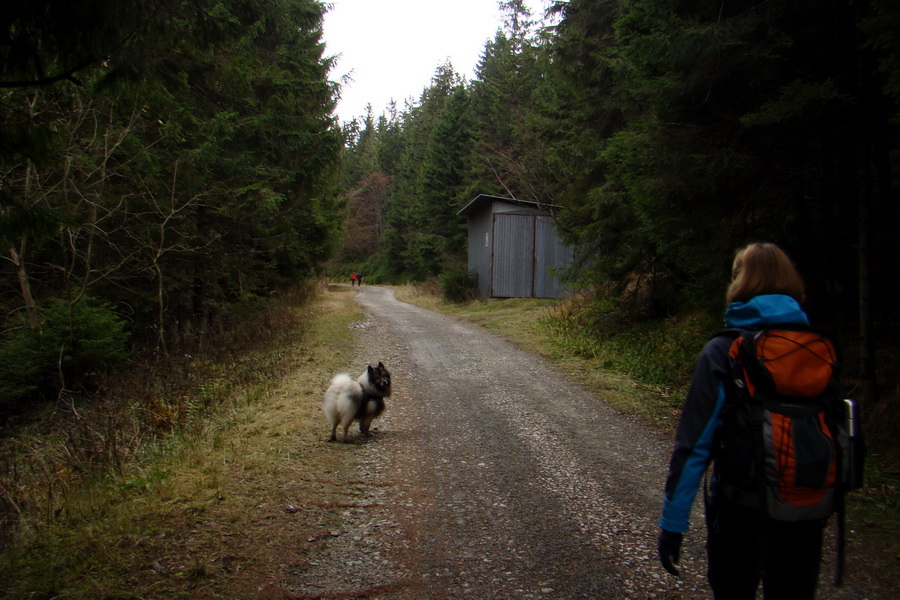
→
(377, 361, 384, 369)
(367, 365, 374, 374)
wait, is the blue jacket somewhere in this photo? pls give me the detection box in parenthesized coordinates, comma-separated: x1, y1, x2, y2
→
(659, 294, 810, 533)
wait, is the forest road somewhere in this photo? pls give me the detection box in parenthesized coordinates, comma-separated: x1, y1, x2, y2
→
(285, 286, 886, 600)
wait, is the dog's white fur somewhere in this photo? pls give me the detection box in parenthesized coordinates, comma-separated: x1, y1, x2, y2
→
(322, 373, 362, 441)
(323, 364, 390, 443)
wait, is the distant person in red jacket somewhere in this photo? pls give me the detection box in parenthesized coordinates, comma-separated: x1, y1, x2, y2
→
(350, 272, 357, 286)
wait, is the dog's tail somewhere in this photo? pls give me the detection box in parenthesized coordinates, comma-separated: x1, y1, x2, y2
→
(327, 373, 355, 392)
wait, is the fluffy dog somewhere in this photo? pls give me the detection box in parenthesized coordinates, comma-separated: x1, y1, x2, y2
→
(323, 362, 392, 443)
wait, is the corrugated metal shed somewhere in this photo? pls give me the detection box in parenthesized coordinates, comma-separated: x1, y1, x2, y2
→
(457, 195, 574, 299)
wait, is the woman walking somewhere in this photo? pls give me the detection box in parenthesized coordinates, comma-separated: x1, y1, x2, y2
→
(658, 242, 833, 600)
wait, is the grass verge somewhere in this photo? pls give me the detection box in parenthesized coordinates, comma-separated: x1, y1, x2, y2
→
(0, 285, 366, 599)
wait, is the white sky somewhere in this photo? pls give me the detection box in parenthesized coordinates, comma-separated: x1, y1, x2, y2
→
(323, 0, 550, 123)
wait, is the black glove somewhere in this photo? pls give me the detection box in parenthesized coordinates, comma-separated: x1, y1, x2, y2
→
(658, 529, 683, 576)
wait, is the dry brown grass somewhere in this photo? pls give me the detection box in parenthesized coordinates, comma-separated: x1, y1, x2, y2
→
(0, 284, 368, 599)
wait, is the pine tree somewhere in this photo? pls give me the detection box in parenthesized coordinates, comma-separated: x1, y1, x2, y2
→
(1, 0, 343, 401)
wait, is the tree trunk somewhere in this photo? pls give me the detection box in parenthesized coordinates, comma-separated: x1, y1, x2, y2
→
(13, 156, 39, 329)
(154, 256, 167, 356)
(9, 242, 38, 329)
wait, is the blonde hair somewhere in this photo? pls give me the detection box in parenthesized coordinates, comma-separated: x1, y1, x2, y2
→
(726, 242, 805, 305)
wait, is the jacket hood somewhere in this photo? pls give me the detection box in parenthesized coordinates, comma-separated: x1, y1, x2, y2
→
(724, 294, 809, 330)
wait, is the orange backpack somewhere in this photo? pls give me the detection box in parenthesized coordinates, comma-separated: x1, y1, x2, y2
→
(714, 327, 862, 520)
(713, 326, 864, 585)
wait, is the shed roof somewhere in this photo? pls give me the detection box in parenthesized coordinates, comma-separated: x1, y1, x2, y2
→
(457, 194, 550, 217)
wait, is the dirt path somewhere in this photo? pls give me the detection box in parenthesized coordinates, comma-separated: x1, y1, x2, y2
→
(269, 286, 891, 600)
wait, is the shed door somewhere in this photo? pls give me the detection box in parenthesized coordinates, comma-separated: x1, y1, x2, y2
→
(491, 214, 535, 298)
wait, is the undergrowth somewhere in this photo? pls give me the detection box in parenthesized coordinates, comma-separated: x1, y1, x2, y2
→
(540, 295, 717, 396)
(0, 283, 364, 598)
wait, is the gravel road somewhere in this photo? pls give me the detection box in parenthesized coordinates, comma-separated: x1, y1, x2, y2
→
(284, 286, 892, 600)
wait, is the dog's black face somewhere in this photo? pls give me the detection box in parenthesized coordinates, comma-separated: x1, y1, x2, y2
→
(367, 361, 392, 395)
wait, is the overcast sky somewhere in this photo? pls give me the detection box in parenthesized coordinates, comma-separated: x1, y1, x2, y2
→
(322, 0, 550, 123)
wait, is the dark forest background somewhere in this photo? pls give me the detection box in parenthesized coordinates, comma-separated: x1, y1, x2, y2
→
(2, 1, 898, 440)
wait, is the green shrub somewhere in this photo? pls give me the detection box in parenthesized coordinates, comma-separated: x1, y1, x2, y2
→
(543, 299, 717, 393)
(0, 297, 130, 408)
(0, 320, 43, 403)
(439, 265, 479, 303)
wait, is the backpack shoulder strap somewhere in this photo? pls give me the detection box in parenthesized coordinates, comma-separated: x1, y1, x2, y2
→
(711, 328, 753, 386)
